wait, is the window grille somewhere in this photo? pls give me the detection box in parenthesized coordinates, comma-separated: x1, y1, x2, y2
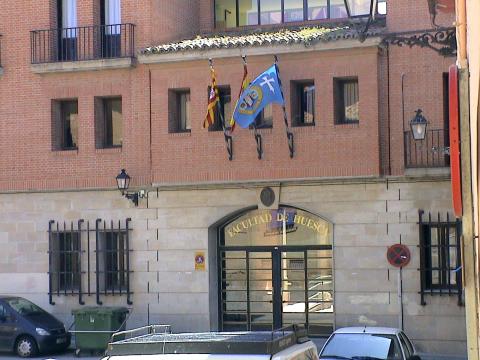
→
(48, 220, 85, 305)
(418, 210, 463, 306)
(95, 219, 133, 305)
(48, 218, 132, 305)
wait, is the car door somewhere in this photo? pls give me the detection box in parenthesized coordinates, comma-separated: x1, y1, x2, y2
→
(0, 302, 16, 351)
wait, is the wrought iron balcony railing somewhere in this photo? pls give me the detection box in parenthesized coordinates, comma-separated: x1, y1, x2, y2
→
(404, 129, 450, 168)
(30, 23, 135, 64)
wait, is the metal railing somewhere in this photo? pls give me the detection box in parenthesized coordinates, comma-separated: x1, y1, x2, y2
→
(31, 23, 135, 64)
(404, 128, 450, 168)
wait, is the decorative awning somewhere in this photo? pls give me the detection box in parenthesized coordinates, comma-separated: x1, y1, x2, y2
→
(141, 25, 385, 56)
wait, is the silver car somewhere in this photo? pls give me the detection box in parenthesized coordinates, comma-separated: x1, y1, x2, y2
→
(319, 327, 421, 360)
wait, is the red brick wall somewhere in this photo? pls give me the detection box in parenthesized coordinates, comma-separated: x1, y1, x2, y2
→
(149, 49, 380, 184)
(0, 1, 455, 191)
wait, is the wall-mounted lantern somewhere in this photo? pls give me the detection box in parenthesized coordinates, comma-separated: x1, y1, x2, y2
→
(410, 109, 428, 141)
(116, 169, 140, 206)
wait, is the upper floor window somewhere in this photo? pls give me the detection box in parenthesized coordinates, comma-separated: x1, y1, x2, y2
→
(209, 86, 232, 132)
(291, 80, 315, 126)
(215, 0, 385, 29)
(52, 99, 78, 151)
(334, 77, 359, 124)
(101, 0, 122, 57)
(250, 104, 273, 129)
(168, 89, 191, 133)
(95, 96, 122, 148)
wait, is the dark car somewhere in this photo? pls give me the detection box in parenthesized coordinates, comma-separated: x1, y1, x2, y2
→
(0, 296, 70, 357)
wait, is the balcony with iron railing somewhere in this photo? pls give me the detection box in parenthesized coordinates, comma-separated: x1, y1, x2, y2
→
(404, 128, 450, 169)
(30, 23, 135, 73)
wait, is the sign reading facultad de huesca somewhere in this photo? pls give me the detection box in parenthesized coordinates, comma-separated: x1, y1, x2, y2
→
(226, 211, 330, 239)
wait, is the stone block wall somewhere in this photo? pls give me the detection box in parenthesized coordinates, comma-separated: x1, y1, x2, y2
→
(0, 177, 466, 355)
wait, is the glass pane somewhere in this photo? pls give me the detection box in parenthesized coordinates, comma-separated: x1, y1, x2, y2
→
(260, 0, 282, 24)
(62, 101, 78, 149)
(253, 104, 273, 128)
(105, 0, 121, 32)
(308, 0, 328, 20)
(249, 252, 273, 330)
(179, 92, 191, 131)
(239, 0, 259, 25)
(330, 0, 348, 18)
(346, 0, 372, 16)
(343, 80, 359, 122)
(215, 0, 237, 29)
(62, 0, 77, 29)
(303, 84, 315, 124)
(211, 87, 231, 131)
(107, 98, 122, 146)
(284, 0, 304, 22)
(223, 208, 333, 247)
(378, 0, 387, 15)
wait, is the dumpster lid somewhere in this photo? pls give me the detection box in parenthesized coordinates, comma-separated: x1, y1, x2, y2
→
(72, 306, 129, 315)
(106, 324, 309, 356)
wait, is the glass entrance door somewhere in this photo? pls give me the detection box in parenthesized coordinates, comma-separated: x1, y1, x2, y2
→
(219, 207, 334, 336)
(281, 249, 333, 336)
(220, 247, 333, 335)
(221, 250, 275, 331)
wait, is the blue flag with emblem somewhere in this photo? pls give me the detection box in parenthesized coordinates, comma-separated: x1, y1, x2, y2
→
(232, 65, 285, 128)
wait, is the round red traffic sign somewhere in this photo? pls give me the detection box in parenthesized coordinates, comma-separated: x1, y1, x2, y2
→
(387, 244, 411, 268)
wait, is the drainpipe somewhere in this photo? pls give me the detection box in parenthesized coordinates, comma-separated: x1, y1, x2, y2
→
(456, 0, 467, 68)
(455, 1, 479, 359)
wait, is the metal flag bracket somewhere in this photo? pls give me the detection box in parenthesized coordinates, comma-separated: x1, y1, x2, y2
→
(287, 131, 294, 159)
(254, 127, 263, 160)
(209, 58, 234, 161)
(274, 55, 295, 158)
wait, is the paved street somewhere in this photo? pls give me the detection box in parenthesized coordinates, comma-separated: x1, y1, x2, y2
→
(0, 351, 100, 360)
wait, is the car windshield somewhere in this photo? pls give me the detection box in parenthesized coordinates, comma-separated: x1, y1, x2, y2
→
(320, 333, 402, 360)
(7, 298, 47, 316)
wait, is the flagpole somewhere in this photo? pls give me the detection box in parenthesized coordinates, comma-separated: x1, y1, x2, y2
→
(274, 55, 294, 158)
(209, 58, 233, 161)
(242, 55, 263, 160)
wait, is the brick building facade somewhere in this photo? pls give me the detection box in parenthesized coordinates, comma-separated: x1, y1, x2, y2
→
(0, 0, 467, 356)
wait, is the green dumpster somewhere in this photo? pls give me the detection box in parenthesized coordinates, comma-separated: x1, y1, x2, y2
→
(72, 306, 129, 355)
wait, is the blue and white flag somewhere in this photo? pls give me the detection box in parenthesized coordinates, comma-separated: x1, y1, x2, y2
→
(232, 65, 285, 128)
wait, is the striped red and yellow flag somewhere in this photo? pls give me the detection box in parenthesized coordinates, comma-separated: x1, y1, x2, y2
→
(230, 62, 249, 132)
(203, 66, 219, 129)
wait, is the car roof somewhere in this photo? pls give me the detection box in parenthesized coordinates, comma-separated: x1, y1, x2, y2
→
(333, 327, 401, 335)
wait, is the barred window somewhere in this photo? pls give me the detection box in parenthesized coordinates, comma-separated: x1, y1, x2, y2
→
(98, 230, 128, 293)
(48, 221, 82, 299)
(419, 211, 463, 306)
(48, 219, 132, 305)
